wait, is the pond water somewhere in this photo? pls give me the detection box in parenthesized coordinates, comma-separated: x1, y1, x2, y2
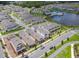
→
(51, 12, 79, 26)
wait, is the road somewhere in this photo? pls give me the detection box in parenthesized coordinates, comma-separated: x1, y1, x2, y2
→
(49, 41, 79, 58)
(28, 30, 76, 58)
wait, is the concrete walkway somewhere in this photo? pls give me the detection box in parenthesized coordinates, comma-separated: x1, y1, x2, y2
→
(71, 44, 75, 58)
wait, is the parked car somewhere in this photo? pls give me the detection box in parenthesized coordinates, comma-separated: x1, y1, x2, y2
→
(50, 46, 53, 50)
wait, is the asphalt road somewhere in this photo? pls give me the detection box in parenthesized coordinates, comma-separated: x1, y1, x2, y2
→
(28, 30, 76, 58)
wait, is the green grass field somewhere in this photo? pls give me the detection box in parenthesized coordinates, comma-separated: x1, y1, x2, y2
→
(56, 46, 71, 58)
(71, 4, 79, 8)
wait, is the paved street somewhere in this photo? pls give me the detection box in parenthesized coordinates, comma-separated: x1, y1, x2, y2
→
(49, 41, 79, 58)
(28, 30, 77, 58)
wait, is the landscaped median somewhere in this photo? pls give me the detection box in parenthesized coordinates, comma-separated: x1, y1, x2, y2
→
(55, 46, 71, 58)
(42, 33, 79, 58)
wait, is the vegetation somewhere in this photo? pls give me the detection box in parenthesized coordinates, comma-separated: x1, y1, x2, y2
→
(0, 1, 11, 5)
(71, 4, 79, 8)
(1, 26, 24, 35)
(4, 51, 8, 58)
(13, 1, 55, 8)
(42, 33, 79, 58)
(49, 7, 79, 15)
(56, 46, 71, 58)
(31, 13, 44, 17)
(45, 16, 54, 22)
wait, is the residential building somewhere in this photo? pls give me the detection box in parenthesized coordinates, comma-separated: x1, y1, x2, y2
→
(19, 31, 36, 47)
(1, 20, 18, 31)
(0, 12, 10, 22)
(41, 23, 60, 33)
(7, 35, 25, 55)
(31, 25, 50, 39)
(27, 29, 45, 43)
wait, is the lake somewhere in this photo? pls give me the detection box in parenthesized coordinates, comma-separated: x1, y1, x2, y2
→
(51, 12, 79, 26)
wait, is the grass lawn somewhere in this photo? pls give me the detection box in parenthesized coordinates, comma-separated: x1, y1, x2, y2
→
(11, 12, 20, 19)
(71, 4, 79, 8)
(0, 26, 24, 35)
(32, 13, 44, 17)
(56, 46, 71, 58)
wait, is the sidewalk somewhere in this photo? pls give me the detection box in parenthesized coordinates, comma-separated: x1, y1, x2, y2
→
(71, 44, 75, 58)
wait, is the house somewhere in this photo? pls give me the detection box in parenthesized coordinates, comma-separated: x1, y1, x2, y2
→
(11, 6, 46, 24)
(1, 20, 18, 31)
(36, 27, 50, 39)
(31, 25, 50, 39)
(19, 31, 36, 47)
(27, 29, 45, 43)
(0, 12, 10, 22)
(31, 22, 60, 39)
(7, 35, 25, 55)
(41, 23, 60, 33)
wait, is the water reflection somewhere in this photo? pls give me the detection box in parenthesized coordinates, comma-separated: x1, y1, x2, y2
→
(52, 12, 79, 26)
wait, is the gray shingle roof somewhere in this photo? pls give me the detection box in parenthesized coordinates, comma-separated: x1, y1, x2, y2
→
(1, 20, 18, 31)
(27, 29, 44, 42)
(41, 23, 60, 31)
(9, 35, 25, 53)
(19, 31, 36, 46)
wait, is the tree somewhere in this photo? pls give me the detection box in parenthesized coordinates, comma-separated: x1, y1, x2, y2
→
(34, 44, 37, 50)
(76, 11, 79, 15)
(61, 40, 64, 45)
(0, 1, 11, 5)
(45, 52, 48, 57)
(5, 51, 8, 58)
(67, 37, 69, 41)
(13, 1, 56, 8)
(58, 31, 61, 36)
(54, 46, 56, 50)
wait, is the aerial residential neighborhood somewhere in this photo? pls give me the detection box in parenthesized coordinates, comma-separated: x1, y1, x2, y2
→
(0, 1, 79, 58)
